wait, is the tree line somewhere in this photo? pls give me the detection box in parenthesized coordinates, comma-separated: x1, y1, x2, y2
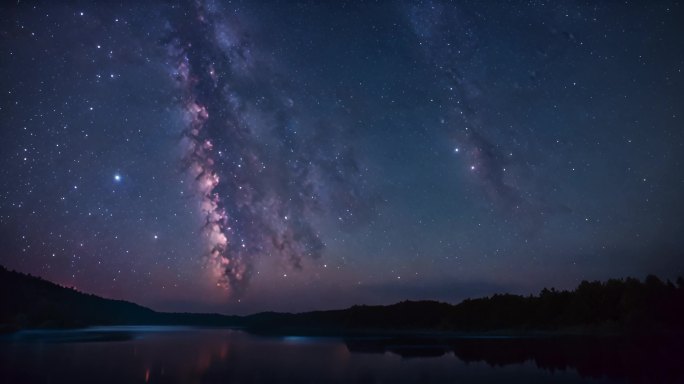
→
(2, 264, 683, 333)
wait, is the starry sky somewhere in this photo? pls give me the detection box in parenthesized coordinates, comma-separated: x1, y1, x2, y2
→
(1, 1, 683, 315)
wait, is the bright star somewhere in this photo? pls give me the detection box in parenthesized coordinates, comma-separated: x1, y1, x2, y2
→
(114, 174, 121, 182)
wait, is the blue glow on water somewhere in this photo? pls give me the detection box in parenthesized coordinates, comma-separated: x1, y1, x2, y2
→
(282, 336, 313, 343)
(4, 325, 201, 343)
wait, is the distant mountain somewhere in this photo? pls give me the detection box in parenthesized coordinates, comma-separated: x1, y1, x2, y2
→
(2, 265, 683, 334)
(0, 266, 240, 331)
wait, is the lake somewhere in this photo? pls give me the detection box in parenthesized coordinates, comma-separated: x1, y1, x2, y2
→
(0, 326, 681, 383)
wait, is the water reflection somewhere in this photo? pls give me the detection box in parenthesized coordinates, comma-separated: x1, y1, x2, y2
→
(1, 327, 681, 383)
(346, 335, 684, 382)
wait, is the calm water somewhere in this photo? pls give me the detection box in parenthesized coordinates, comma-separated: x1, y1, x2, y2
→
(0, 326, 681, 383)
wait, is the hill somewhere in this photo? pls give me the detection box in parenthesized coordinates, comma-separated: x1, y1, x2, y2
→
(0, 266, 240, 331)
(2, 265, 683, 335)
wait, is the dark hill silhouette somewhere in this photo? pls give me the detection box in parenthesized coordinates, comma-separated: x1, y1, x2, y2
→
(0, 266, 239, 331)
(2, 265, 683, 334)
(243, 276, 684, 335)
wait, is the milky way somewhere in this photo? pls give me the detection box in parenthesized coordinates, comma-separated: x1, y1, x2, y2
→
(165, 1, 375, 294)
(407, 1, 569, 233)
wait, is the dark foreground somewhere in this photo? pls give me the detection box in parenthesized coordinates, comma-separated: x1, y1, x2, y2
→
(1, 326, 683, 383)
(3, 266, 684, 337)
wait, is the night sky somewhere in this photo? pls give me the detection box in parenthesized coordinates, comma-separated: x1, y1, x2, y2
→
(1, 1, 683, 315)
